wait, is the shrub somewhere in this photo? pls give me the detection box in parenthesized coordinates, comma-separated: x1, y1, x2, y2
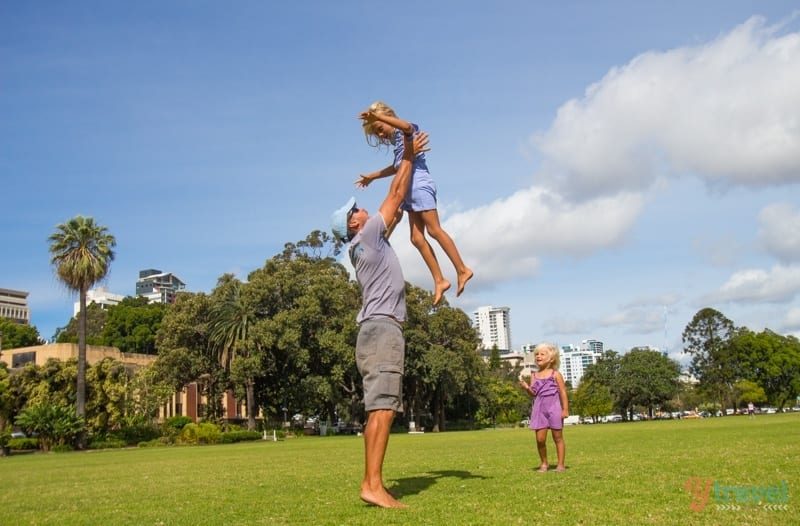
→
(163, 416, 193, 433)
(8, 437, 39, 450)
(15, 402, 86, 451)
(179, 422, 221, 444)
(89, 438, 126, 449)
(221, 430, 262, 443)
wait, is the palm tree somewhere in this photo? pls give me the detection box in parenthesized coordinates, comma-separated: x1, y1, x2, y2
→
(209, 276, 259, 430)
(48, 215, 116, 426)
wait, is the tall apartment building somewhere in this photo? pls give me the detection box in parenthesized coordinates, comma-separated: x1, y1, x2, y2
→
(136, 269, 185, 304)
(0, 288, 30, 325)
(73, 286, 125, 316)
(473, 305, 512, 353)
(559, 339, 604, 387)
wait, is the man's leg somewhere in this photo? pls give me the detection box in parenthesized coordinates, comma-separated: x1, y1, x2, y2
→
(360, 409, 406, 508)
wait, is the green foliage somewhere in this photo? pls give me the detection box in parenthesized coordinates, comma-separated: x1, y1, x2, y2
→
(100, 298, 166, 354)
(572, 378, 613, 420)
(48, 214, 116, 424)
(615, 348, 680, 417)
(8, 437, 38, 450)
(163, 415, 193, 432)
(179, 422, 222, 444)
(0, 317, 42, 348)
(88, 437, 127, 449)
(15, 402, 85, 451)
(55, 302, 107, 344)
(220, 430, 262, 443)
(682, 308, 737, 407)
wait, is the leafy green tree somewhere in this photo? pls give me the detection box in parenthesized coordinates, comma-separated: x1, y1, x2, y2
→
(48, 215, 116, 429)
(475, 375, 527, 426)
(209, 275, 259, 430)
(734, 379, 767, 407)
(85, 358, 129, 432)
(615, 348, 680, 419)
(0, 365, 13, 433)
(572, 378, 613, 422)
(246, 236, 361, 426)
(404, 285, 483, 431)
(0, 318, 41, 349)
(54, 302, 107, 345)
(100, 296, 165, 354)
(155, 291, 226, 420)
(15, 402, 85, 451)
(682, 308, 737, 410)
(728, 328, 800, 408)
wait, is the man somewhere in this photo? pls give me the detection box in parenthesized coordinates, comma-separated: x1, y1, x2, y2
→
(330, 131, 429, 508)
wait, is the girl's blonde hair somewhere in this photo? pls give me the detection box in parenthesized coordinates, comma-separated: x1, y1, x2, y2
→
(534, 342, 560, 370)
(362, 100, 397, 148)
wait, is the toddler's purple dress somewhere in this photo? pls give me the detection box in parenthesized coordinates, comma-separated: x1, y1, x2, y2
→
(529, 371, 563, 430)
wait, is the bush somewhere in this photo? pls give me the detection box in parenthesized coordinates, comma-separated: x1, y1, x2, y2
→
(51, 444, 74, 453)
(15, 402, 86, 451)
(89, 438, 126, 449)
(221, 430, 262, 443)
(163, 416, 193, 433)
(8, 437, 39, 450)
(179, 422, 221, 444)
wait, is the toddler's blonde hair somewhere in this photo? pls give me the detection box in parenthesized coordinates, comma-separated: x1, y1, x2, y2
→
(362, 100, 397, 148)
(534, 342, 560, 370)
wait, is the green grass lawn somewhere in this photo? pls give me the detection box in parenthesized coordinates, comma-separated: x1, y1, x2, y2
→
(1, 413, 797, 525)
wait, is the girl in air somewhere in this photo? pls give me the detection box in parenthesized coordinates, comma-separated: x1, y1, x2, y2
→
(357, 101, 472, 306)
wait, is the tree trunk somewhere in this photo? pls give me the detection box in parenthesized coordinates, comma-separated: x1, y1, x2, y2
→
(76, 286, 88, 449)
(246, 379, 256, 431)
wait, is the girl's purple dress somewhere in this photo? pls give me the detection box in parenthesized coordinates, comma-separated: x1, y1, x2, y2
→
(529, 371, 563, 430)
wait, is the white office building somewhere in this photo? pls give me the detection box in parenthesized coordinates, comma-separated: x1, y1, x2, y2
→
(473, 306, 512, 353)
(73, 286, 125, 316)
(559, 339, 604, 387)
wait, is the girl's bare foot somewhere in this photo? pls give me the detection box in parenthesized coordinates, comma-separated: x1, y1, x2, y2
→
(456, 268, 473, 297)
(536, 464, 548, 472)
(433, 280, 451, 306)
(360, 486, 407, 508)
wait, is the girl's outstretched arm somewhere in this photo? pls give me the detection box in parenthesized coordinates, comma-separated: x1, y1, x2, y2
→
(360, 110, 415, 136)
(355, 164, 397, 189)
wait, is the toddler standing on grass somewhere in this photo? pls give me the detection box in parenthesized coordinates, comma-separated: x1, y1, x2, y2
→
(520, 342, 569, 472)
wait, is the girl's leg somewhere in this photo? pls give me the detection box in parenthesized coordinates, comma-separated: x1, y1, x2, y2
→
(418, 209, 473, 296)
(535, 428, 549, 471)
(408, 211, 450, 306)
(551, 428, 566, 471)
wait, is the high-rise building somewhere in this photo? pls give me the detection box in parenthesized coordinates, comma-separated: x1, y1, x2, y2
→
(473, 305, 512, 353)
(73, 286, 125, 316)
(0, 288, 30, 325)
(136, 269, 185, 304)
(559, 340, 604, 387)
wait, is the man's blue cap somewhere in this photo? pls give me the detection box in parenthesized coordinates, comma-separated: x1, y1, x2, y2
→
(331, 196, 357, 242)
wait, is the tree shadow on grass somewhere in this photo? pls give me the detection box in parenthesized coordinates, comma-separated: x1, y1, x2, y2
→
(388, 470, 489, 498)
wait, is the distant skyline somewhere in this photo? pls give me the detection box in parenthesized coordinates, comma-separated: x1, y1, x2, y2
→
(3, 2, 800, 366)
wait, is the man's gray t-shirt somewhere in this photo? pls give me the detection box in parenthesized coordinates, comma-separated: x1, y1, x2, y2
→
(349, 214, 406, 324)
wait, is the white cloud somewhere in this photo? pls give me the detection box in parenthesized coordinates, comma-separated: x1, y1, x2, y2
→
(392, 187, 643, 289)
(532, 16, 800, 200)
(781, 306, 800, 332)
(704, 264, 800, 304)
(758, 202, 800, 262)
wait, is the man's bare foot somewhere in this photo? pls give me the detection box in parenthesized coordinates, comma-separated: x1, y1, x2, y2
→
(433, 280, 451, 306)
(456, 269, 473, 297)
(360, 486, 407, 508)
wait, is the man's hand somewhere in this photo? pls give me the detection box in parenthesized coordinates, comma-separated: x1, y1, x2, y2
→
(405, 131, 430, 157)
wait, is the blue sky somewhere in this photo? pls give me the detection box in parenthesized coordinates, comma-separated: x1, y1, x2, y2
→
(3, 2, 799, 364)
